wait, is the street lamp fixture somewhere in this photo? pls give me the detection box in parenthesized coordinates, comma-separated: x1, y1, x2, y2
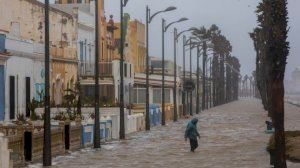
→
(145, 5, 177, 131)
(149, 6, 177, 22)
(164, 17, 189, 32)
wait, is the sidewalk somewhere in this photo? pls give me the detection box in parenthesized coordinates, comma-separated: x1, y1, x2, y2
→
(28, 99, 300, 168)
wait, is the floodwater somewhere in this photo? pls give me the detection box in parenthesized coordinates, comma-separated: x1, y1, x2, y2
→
(28, 99, 300, 168)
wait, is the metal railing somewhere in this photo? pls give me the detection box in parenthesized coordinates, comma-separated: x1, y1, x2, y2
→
(79, 62, 113, 78)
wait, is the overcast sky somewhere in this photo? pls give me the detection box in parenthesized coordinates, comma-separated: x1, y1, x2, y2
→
(104, 0, 299, 78)
(43, 0, 299, 78)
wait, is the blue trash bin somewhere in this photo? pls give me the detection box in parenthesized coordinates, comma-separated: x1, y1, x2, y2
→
(81, 124, 94, 147)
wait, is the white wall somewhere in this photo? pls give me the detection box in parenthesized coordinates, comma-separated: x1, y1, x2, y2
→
(112, 60, 135, 105)
(4, 56, 44, 121)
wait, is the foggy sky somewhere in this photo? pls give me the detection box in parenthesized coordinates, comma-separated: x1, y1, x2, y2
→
(104, 0, 299, 79)
(42, 0, 300, 79)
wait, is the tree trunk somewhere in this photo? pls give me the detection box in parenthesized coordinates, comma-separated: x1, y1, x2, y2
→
(271, 79, 286, 168)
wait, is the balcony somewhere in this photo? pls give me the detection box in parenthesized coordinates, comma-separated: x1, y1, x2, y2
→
(79, 62, 95, 77)
(79, 62, 113, 78)
(99, 62, 113, 78)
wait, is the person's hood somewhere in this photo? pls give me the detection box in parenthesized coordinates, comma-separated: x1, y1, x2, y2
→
(191, 118, 198, 125)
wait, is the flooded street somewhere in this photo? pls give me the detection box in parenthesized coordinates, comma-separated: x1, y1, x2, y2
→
(29, 99, 300, 168)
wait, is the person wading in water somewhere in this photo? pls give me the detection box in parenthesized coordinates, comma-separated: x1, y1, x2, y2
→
(185, 118, 200, 152)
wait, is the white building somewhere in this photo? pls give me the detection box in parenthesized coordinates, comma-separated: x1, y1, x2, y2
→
(0, 34, 45, 121)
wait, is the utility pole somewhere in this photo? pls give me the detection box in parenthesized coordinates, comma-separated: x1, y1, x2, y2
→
(94, 0, 101, 148)
(43, 0, 51, 166)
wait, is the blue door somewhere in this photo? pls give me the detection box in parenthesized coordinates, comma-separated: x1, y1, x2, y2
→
(0, 65, 5, 121)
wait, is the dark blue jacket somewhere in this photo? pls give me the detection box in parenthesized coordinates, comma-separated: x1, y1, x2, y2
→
(185, 118, 200, 140)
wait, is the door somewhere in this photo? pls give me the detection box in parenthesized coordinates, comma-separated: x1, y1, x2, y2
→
(25, 77, 30, 117)
(9, 76, 15, 120)
(24, 132, 32, 161)
(0, 65, 4, 121)
(65, 125, 70, 150)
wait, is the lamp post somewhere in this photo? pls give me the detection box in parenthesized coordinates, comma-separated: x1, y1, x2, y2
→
(120, 0, 129, 140)
(146, 6, 176, 130)
(43, 0, 51, 166)
(189, 38, 193, 116)
(196, 45, 201, 115)
(182, 37, 198, 116)
(202, 41, 207, 111)
(182, 35, 186, 116)
(93, 0, 101, 149)
(162, 17, 188, 125)
(173, 27, 195, 121)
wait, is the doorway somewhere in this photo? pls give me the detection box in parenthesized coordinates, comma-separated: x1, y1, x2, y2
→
(65, 125, 70, 150)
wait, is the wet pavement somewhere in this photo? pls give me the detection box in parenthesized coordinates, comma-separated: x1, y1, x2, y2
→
(28, 99, 300, 168)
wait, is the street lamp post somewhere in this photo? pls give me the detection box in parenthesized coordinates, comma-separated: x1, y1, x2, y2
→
(174, 27, 196, 121)
(182, 35, 186, 116)
(94, 0, 101, 149)
(196, 46, 200, 115)
(162, 17, 188, 125)
(173, 28, 178, 122)
(120, 0, 129, 140)
(189, 38, 193, 116)
(202, 41, 207, 111)
(43, 0, 51, 166)
(162, 19, 166, 126)
(146, 6, 176, 130)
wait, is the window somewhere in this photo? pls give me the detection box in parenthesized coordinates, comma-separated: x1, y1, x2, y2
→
(9, 76, 15, 120)
(79, 41, 84, 61)
(11, 22, 20, 37)
(130, 64, 132, 77)
(164, 89, 171, 103)
(25, 77, 30, 118)
(124, 63, 127, 77)
(153, 88, 162, 104)
(133, 88, 146, 104)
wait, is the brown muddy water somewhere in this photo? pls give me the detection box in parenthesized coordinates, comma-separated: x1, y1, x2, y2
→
(28, 99, 300, 168)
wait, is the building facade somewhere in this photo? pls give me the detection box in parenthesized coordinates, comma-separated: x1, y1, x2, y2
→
(0, 0, 78, 121)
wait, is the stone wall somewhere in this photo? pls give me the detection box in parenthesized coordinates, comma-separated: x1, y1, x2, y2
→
(0, 133, 13, 168)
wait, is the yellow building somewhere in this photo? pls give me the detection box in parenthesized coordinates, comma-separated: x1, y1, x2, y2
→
(114, 15, 146, 74)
